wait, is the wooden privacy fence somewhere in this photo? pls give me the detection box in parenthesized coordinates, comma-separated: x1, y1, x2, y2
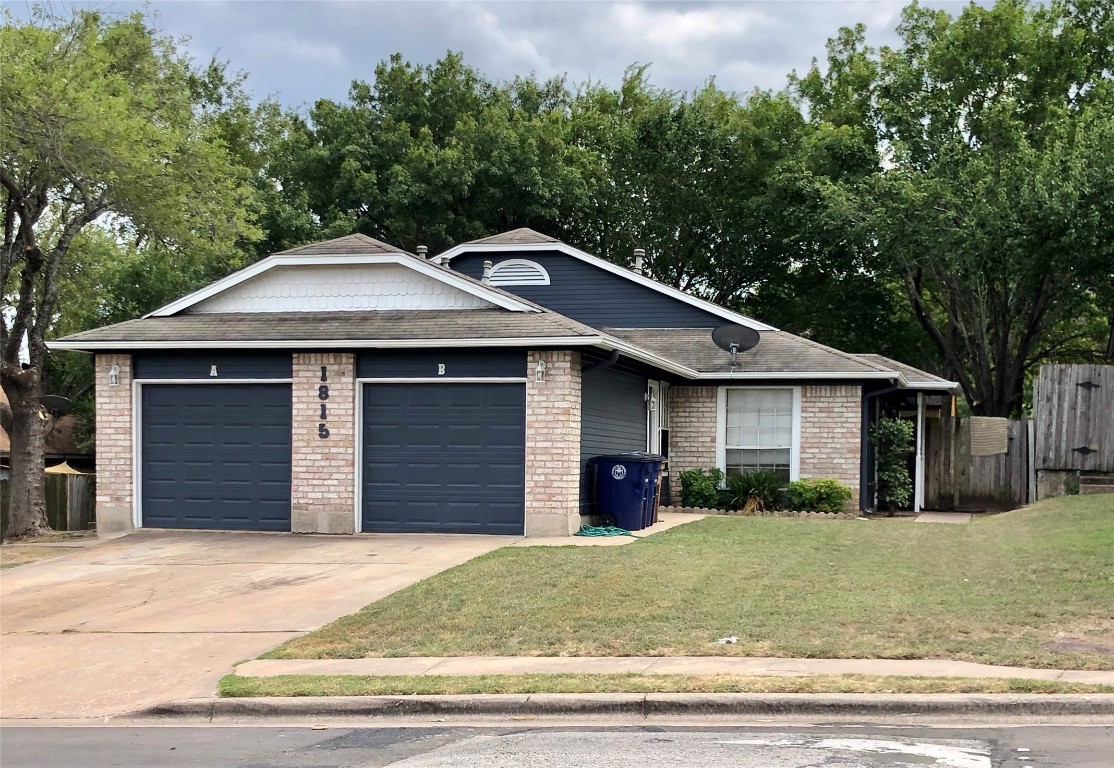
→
(1033, 364, 1113, 473)
(924, 416, 1031, 510)
(0, 474, 95, 537)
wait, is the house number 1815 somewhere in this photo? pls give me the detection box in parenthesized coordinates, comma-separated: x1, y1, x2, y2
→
(317, 365, 330, 438)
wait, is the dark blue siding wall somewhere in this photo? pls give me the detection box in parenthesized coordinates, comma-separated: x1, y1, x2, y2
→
(451, 251, 724, 329)
(579, 361, 648, 515)
(133, 351, 292, 379)
(357, 349, 525, 378)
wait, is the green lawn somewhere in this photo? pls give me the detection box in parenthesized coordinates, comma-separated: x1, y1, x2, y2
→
(268, 495, 1114, 669)
(220, 673, 1114, 697)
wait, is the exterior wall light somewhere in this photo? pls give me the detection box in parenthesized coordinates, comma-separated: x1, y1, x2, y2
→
(108, 363, 120, 387)
(535, 359, 547, 383)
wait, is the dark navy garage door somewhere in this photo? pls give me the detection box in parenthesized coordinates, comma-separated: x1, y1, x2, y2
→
(362, 383, 525, 534)
(141, 384, 292, 531)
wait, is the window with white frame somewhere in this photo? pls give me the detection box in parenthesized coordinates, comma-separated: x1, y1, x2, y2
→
(723, 388, 795, 480)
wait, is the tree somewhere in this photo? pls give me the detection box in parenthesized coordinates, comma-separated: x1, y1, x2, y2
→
(792, 0, 1113, 413)
(278, 53, 597, 253)
(1, 8, 259, 537)
(867, 0, 1114, 415)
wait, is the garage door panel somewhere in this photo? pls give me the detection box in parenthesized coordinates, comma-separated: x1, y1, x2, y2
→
(141, 384, 291, 531)
(362, 383, 525, 535)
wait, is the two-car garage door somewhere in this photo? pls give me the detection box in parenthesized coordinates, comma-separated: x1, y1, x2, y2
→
(138, 378, 525, 535)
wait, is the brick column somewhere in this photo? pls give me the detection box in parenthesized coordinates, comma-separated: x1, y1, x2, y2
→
(291, 352, 356, 533)
(668, 386, 718, 475)
(799, 384, 862, 509)
(525, 350, 581, 536)
(94, 353, 133, 534)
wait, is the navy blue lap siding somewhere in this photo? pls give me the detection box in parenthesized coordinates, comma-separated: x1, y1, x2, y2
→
(356, 349, 525, 379)
(141, 384, 292, 531)
(580, 365, 648, 514)
(362, 383, 525, 534)
(133, 351, 292, 379)
(450, 251, 723, 328)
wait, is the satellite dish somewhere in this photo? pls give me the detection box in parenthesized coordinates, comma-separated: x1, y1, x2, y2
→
(712, 325, 760, 371)
(712, 325, 760, 354)
(40, 395, 74, 419)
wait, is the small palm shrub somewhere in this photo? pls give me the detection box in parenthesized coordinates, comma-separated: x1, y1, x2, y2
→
(726, 470, 786, 512)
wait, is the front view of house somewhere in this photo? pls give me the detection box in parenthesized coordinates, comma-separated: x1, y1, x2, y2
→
(52, 229, 957, 536)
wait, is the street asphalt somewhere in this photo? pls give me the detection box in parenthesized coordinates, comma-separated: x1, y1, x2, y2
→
(1, 723, 1112, 767)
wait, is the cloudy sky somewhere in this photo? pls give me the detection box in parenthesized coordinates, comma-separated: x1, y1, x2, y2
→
(55, 1, 978, 108)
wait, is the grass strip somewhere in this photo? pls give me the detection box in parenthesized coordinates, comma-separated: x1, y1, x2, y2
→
(219, 673, 1114, 697)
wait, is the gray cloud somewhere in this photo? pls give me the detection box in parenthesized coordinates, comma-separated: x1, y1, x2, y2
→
(70, 1, 978, 107)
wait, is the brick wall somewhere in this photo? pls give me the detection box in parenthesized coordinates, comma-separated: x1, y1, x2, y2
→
(291, 352, 355, 533)
(525, 350, 582, 536)
(94, 353, 133, 533)
(668, 383, 862, 510)
(668, 386, 718, 475)
(799, 384, 862, 509)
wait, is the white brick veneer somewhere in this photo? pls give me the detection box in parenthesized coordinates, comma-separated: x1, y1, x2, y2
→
(291, 352, 355, 533)
(667, 383, 862, 510)
(525, 350, 582, 536)
(799, 384, 861, 509)
(94, 353, 134, 533)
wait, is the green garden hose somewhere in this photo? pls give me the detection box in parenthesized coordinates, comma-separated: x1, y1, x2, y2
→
(574, 524, 632, 537)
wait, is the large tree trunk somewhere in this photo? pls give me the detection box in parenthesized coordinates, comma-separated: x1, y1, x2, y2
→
(1, 365, 50, 539)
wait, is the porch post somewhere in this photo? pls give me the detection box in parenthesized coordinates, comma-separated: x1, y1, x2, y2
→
(915, 392, 925, 513)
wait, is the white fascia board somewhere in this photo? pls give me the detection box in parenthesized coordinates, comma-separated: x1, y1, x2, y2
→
(901, 380, 961, 391)
(48, 336, 603, 351)
(145, 253, 538, 317)
(437, 242, 778, 332)
(692, 370, 908, 384)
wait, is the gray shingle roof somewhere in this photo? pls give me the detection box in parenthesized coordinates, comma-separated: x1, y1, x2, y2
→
(604, 328, 898, 377)
(274, 234, 410, 256)
(464, 228, 559, 245)
(855, 354, 958, 389)
(53, 310, 600, 348)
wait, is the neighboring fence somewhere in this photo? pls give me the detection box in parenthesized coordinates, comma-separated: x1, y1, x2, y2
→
(1033, 364, 1113, 475)
(0, 474, 95, 537)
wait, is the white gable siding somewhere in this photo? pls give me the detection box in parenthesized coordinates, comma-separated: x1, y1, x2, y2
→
(186, 264, 493, 313)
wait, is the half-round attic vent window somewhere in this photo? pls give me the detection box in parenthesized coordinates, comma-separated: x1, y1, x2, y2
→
(489, 259, 551, 286)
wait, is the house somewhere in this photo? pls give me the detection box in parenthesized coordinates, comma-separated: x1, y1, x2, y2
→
(50, 229, 957, 536)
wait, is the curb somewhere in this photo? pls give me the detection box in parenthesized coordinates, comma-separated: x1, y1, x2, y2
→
(132, 693, 1114, 720)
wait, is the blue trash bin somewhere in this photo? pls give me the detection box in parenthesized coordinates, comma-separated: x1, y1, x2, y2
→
(620, 453, 664, 528)
(590, 454, 663, 532)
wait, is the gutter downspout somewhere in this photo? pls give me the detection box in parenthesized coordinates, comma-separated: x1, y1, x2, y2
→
(861, 383, 901, 515)
(583, 349, 620, 373)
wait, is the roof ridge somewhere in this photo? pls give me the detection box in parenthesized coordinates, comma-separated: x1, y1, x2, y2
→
(274, 233, 415, 256)
(854, 353, 954, 383)
(465, 228, 559, 245)
(775, 331, 897, 374)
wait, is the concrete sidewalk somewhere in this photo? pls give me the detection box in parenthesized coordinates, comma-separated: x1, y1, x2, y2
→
(235, 656, 1114, 685)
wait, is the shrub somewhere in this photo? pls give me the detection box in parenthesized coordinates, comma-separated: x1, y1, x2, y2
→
(678, 467, 723, 509)
(785, 478, 853, 513)
(870, 416, 914, 512)
(726, 470, 786, 512)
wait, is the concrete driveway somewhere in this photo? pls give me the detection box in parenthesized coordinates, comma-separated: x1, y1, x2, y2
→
(0, 531, 508, 719)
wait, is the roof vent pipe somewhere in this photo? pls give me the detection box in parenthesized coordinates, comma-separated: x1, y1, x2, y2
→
(416, 245, 428, 259)
(633, 247, 645, 276)
(482, 260, 493, 284)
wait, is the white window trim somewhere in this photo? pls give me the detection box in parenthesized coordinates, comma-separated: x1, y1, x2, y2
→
(716, 386, 801, 481)
(489, 259, 551, 286)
